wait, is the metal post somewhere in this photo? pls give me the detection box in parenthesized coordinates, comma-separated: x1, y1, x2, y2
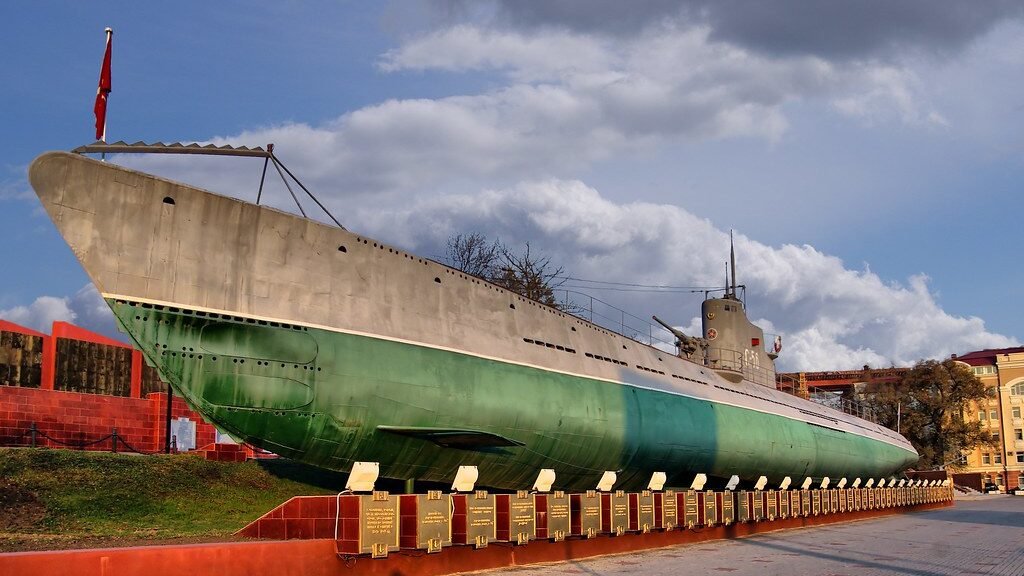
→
(30, 422, 37, 448)
(405, 478, 415, 494)
(165, 385, 173, 454)
(112, 427, 118, 453)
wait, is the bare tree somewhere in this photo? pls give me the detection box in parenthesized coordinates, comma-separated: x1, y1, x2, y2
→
(492, 242, 567, 308)
(445, 234, 574, 311)
(446, 233, 503, 279)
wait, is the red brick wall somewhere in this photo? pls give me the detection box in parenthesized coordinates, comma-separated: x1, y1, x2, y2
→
(0, 386, 217, 454)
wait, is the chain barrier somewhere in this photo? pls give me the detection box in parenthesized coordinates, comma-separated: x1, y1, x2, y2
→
(2, 422, 160, 454)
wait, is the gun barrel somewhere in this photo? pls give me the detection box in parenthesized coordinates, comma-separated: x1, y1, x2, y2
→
(652, 315, 687, 340)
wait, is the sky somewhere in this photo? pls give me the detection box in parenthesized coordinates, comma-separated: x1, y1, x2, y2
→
(2, 1, 1023, 371)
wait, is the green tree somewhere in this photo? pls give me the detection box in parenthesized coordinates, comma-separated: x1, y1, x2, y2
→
(862, 359, 992, 469)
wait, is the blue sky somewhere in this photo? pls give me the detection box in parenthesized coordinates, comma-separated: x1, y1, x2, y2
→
(2, 1, 1023, 370)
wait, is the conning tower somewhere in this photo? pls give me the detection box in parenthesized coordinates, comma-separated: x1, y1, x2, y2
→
(701, 234, 779, 387)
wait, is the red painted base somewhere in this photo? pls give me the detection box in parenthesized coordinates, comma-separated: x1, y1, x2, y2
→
(0, 501, 951, 576)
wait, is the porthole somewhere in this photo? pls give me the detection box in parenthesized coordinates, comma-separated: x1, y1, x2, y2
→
(162, 196, 175, 205)
(338, 246, 347, 253)
(434, 277, 441, 283)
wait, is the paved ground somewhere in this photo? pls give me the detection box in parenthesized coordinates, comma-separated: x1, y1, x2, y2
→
(485, 495, 1024, 576)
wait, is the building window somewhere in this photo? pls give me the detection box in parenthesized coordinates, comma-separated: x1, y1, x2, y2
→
(996, 474, 1004, 486)
(974, 366, 996, 376)
(979, 411, 987, 422)
(983, 453, 991, 465)
(1016, 429, 1023, 441)
(990, 409, 999, 421)
(992, 432, 1001, 442)
(1019, 473, 1024, 486)
(1014, 406, 1022, 419)
(995, 453, 1003, 464)
(1018, 453, 1024, 464)
(1012, 382, 1024, 396)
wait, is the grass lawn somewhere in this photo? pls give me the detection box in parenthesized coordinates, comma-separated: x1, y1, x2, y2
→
(0, 448, 340, 552)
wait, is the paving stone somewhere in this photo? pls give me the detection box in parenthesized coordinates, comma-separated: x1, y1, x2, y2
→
(477, 495, 1024, 576)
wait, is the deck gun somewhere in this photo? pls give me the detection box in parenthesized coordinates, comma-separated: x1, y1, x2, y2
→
(652, 315, 707, 360)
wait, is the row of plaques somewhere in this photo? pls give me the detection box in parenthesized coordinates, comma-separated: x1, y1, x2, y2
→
(335, 486, 953, 558)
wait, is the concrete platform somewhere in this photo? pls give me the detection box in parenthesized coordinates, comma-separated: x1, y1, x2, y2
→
(485, 495, 1024, 576)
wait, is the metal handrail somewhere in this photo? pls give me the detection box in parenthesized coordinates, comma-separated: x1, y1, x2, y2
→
(555, 289, 678, 349)
(775, 374, 877, 423)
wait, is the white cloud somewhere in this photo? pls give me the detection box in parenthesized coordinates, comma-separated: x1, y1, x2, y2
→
(1, 296, 74, 333)
(0, 179, 34, 202)
(126, 22, 937, 205)
(362, 179, 1016, 370)
(0, 284, 121, 339)
(103, 16, 1013, 371)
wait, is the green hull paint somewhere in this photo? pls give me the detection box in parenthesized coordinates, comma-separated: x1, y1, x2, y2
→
(110, 299, 916, 491)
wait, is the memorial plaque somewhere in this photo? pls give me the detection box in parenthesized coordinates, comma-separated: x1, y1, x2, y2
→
(811, 490, 821, 516)
(867, 489, 875, 510)
(839, 489, 847, 513)
(766, 490, 777, 520)
(737, 491, 750, 523)
(601, 490, 630, 535)
(683, 491, 700, 528)
(752, 491, 763, 521)
(570, 491, 602, 538)
(830, 490, 838, 513)
(703, 490, 717, 527)
(854, 489, 862, 511)
(536, 491, 570, 542)
(720, 492, 735, 526)
(335, 492, 400, 558)
(779, 491, 790, 519)
(847, 489, 854, 512)
(452, 491, 496, 549)
(657, 490, 678, 530)
(800, 490, 811, 517)
(633, 490, 655, 533)
(888, 488, 895, 508)
(399, 491, 452, 553)
(496, 491, 535, 544)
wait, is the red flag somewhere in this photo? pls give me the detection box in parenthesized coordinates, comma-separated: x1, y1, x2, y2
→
(93, 29, 112, 141)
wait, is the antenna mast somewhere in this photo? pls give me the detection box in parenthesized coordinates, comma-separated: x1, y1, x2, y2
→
(730, 230, 737, 298)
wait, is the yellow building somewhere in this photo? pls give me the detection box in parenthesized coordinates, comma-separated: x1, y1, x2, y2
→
(954, 347, 1024, 491)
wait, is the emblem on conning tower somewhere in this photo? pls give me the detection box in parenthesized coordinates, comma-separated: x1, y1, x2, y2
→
(706, 328, 718, 340)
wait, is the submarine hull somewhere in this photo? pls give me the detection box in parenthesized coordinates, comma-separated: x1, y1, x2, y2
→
(30, 151, 918, 490)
